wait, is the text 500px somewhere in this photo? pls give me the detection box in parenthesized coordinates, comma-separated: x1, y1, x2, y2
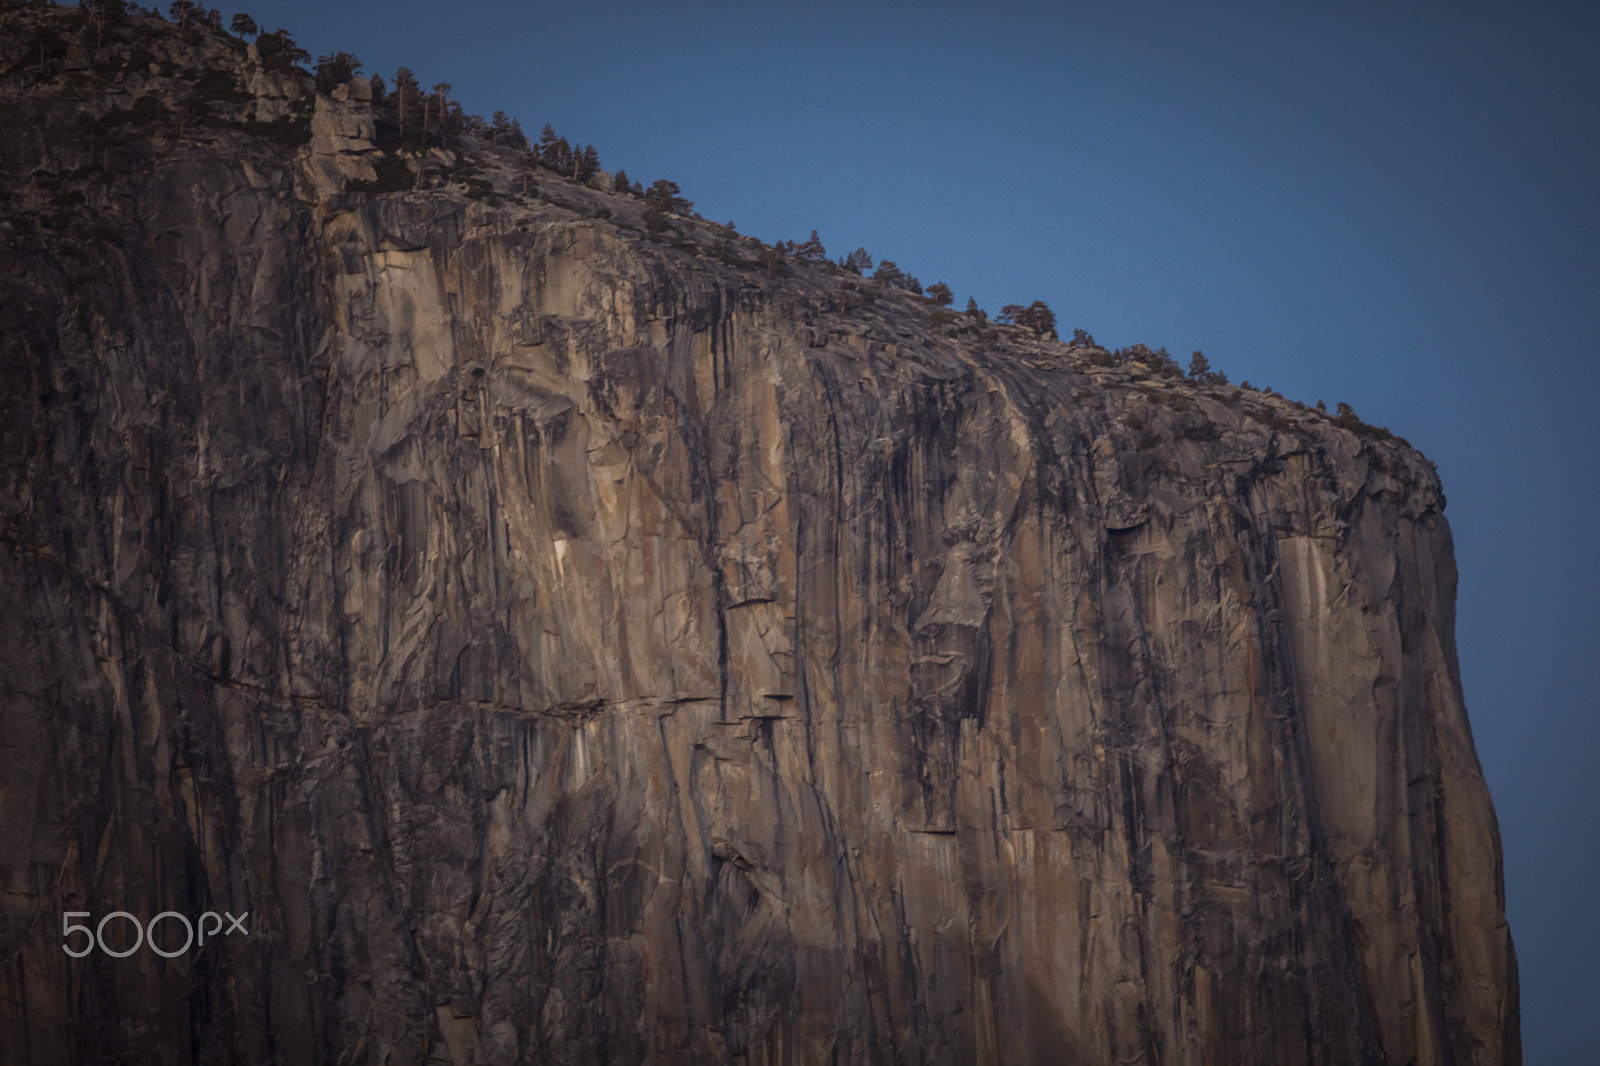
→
(62, 911, 248, 957)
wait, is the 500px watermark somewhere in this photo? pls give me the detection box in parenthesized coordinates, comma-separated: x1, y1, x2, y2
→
(62, 911, 249, 958)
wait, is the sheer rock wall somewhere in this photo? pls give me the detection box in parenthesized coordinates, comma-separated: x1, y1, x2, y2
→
(0, 10, 1517, 1063)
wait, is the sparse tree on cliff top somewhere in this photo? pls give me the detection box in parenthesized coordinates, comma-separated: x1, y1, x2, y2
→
(486, 112, 528, 151)
(1120, 344, 1182, 377)
(643, 179, 692, 237)
(426, 82, 451, 135)
(1187, 350, 1228, 386)
(643, 179, 690, 214)
(841, 247, 872, 275)
(550, 136, 573, 173)
(256, 29, 310, 72)
(536, 124, 559, 166)
(229, 11, 256, 36)
(575, 144, 600, 183)
(873, 260, 908, 288)
(759, 242, 790, 272)
(443, 100, 467, 148)
(490, 110, 513, 145)
(315, 52, 362, 95)
(1018, 300, 1056, 336)
(796, 230, 827, 263)
(998, 301, 1055, 335)
(926, 281, 953, 306)
(392, 66, 421, 139)
(612, 168, 631, 194)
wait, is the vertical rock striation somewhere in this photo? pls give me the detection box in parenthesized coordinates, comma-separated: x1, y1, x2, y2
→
(0, 8, 1516, 1063)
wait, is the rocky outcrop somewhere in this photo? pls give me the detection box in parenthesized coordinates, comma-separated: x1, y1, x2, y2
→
(305, 77, 378, 197)
(0, 8, 1517, 1064)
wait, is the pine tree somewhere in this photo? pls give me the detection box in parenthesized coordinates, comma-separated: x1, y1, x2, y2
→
(759, 242, 790, 273)
(444, 101, 465, 148)
(576, 144, 600, 183)
(229, 11, 255, 36)
(796, 230, 827, 263)
(842, 247, 872, 275)
(926, 281, 953, 306)
(873, 260, 908, 288)
(490, 110, 513, 146)
(1186, 350, 1227, 385)
(537, 125, 560, 167)
(643, 179, 691, 236)
(1141, 346, 1182, 377)
(368, 72, 387, 107)
(1018, 300, 1056, 336)
(643, 179, 690, 213)
(315, 52, 361, 95)
(612, 168, 630, 194)
(392, 67, 421, 141)
(427, 83, 451, 138)
(645, 202, 670, 237)
(256, 29, 309, 72)
(514, 151, 538, 195)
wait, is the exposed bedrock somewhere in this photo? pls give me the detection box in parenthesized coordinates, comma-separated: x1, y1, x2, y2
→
(0, 24, 1516, 1063)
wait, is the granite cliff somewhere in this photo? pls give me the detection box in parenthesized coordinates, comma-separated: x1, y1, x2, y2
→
(0, 7, 1518, 1064)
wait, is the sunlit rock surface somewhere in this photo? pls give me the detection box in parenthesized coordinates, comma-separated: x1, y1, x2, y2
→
(0, 7, 1517, 1064)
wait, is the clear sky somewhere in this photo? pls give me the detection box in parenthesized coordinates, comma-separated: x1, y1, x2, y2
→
(222, 1, 1597, 1058)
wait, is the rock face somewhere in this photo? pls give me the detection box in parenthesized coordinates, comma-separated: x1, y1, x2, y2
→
(0, 8, 1517, 1065)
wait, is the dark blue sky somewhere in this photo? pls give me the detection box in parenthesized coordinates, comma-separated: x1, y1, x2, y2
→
(230, 1, 1597, 1058)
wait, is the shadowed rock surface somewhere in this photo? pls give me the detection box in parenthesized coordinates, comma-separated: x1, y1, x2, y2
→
(0, 7, 1517, 1064)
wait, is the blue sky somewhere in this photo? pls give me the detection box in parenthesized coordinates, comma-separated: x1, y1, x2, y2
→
(226, 1, 1597, 1058)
